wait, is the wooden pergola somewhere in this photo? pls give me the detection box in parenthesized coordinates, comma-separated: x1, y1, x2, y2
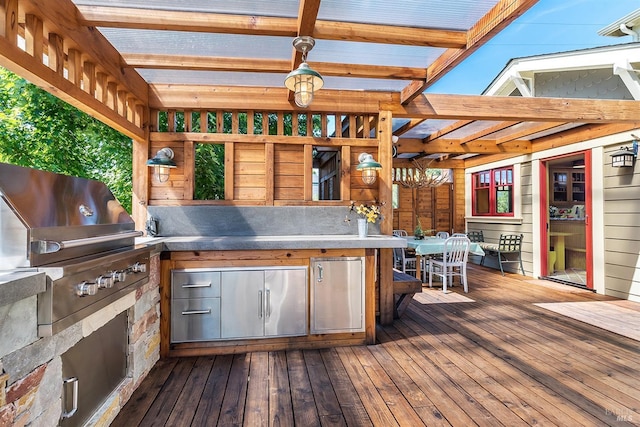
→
(1, 0, 639, 229)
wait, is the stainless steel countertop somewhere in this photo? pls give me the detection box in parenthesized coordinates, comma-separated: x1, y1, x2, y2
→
(139, 235, 406, 251)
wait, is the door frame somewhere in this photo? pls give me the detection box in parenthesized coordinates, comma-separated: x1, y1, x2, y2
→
(539, 150, 593, 289)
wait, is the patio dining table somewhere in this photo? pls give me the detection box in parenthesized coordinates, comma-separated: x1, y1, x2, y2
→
(405, 237, 486, 283)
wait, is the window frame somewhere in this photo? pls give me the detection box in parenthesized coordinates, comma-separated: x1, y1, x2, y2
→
(471, 166, 515, 217)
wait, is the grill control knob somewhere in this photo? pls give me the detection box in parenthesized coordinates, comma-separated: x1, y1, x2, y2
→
(111, 270, 127, 283)
(96, 275, 115, 289)
(130, 262, 147, 273)
(76, 281, 98, 297)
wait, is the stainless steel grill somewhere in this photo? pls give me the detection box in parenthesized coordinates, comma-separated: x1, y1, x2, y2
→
(0, 163, 151, 336)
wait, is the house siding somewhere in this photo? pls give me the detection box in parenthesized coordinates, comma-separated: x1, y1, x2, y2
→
(535, 69, 633, 100)
(602, 145, 640, 301)
(467, 162, 534, 276)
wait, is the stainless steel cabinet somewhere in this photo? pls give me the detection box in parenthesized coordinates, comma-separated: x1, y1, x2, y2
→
(310, 257, 364, 334)
(221, 267, 307, 339)
(171, 270, 221, 343)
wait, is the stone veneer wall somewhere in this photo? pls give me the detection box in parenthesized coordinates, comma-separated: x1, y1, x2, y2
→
(0, 253, 161, 426)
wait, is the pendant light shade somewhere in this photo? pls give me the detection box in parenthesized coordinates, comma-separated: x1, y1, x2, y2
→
(284, 36, 323, 108)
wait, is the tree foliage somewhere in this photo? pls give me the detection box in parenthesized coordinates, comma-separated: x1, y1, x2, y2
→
(0, 68, 133, 212)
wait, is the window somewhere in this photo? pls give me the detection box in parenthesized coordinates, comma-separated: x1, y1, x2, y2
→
(312, 146, 340, 200)
(472, 167, 513, 216)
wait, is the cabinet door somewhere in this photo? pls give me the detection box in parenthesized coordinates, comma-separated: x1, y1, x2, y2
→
(220, 270, 265, 339)
(264, 268, 307, 337)
(310, 258, 364, 333)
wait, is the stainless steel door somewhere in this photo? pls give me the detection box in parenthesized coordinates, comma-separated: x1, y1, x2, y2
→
(220, 270, 265, 339)
(264, 268, 307, 337)
(310, 257, 364, 333)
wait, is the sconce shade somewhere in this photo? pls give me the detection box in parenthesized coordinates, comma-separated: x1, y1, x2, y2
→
(147, 147, 177, 183)
(610, 146, 636, 168)
(285, 62, 324, 108)
(356, 153, 382, 185)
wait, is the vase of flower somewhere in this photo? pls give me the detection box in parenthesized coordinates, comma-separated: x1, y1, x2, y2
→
(349, 201, 384, 238)
(357, 218, 368, 238)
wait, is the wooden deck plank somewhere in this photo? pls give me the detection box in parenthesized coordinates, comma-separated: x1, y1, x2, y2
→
(287, 350, 321, 427)
(350, 345, 427, 426)
(319, 348, 373, 427)
(191, 354, 234, 426)
(269, 351, 295, 426)
(335, 346, 400, 427)
(138, 358, 197, 427)
(303, 349, 346, 425)
(244, 352, 269, 426)
(402, 299, 598, 427)
(165, 357, 213, 427)
(115, 265, 640, 427)
(217, 353, 251, 425)
(110, 358, 178, 427)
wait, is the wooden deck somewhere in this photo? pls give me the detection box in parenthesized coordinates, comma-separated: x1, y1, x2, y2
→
(113, 265, 640, 426)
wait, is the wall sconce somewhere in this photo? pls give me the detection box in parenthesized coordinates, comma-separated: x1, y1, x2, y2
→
(610, 140, 638, 167)
(284, 36, 324, 108)
(356, 153, 382, 185)
(147, 147, 176, 182)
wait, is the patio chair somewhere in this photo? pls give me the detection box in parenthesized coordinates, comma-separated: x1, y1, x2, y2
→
(466, 230, 484, 242)
(393, 229, 408, 237)
(428, 235, 471, 293)
(393, 247, 417, 276)
(480, 233, 525, 276)
(435, 231, 450, 239)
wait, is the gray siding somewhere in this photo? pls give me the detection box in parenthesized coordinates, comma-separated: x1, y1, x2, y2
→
(468, 162, 534, 276)
(602, 146, 640, 300)
(535, 69, 633, 100)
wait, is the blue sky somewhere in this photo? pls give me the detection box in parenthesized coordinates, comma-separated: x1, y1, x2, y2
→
(428, 0, 640, 95)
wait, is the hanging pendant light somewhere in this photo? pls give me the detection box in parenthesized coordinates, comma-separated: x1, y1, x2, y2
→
(284, 36, 324, 108)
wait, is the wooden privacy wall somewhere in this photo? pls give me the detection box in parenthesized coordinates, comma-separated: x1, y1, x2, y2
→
(148, 110, 381, 206)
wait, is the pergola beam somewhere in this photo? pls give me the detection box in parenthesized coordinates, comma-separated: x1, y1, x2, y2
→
(77, 5, 467, 48)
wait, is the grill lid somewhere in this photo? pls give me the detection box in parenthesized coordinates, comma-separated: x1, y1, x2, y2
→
(0, 163, 139, 268)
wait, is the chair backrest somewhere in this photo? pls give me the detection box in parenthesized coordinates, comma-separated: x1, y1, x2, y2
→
(451, 233, 466, 237)
(393, 229, 408, 237)
(443, 236, 470, 264)
(466, 230, 484, 242)
(435, 231, 450, 239)
(498, 234, 523, 252)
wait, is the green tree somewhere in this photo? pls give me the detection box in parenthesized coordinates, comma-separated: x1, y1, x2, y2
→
(0, 68, 133, 212)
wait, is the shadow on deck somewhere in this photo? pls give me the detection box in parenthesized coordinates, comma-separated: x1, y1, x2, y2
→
(113, 265, 640, 426)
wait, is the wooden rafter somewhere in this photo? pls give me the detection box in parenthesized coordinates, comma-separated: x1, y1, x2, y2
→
(122, 54, 428, 80)
(76, 5, 467, 48)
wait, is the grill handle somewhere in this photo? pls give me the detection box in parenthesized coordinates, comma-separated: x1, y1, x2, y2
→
(31, 230, 143, 254)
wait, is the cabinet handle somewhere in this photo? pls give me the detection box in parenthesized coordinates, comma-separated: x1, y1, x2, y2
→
(258, 290, 263, 318)
(181, 283, 211, 288)
(181, 309, 211, 315)
(317, 265, 323, 282)
(61, 377, 78, 419)
(266, 289, 271, 317)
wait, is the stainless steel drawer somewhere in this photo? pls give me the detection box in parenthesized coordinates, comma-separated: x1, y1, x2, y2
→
(172, 270, 221, 299)
(171, 297, 221, 342)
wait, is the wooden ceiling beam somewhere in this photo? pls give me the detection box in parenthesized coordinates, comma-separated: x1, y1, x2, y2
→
(493, 121, 567, 144)
(397, 137, 530, 154)
(456, 121, 521, 144)
(149, 84, 394, 113)
(400, 0, 540, 103)
(122, 54, 427, 80)
(76, 5, 467, 48)
(387, 93, 640, 123)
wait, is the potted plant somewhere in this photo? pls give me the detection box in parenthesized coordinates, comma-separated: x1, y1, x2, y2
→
(414, 216, 425, 239)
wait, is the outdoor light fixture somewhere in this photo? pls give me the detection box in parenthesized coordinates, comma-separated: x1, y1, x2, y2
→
(610, 140, 638, 168)
(147, 147, 176, 183)
(356, 152, 382, 185)
(284, 36, 324, 108)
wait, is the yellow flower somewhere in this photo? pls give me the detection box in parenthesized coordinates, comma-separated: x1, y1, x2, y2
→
(349, 201, 384, 224)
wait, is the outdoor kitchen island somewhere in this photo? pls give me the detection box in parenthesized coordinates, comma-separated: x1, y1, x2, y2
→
(156, 233, 405, 358)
